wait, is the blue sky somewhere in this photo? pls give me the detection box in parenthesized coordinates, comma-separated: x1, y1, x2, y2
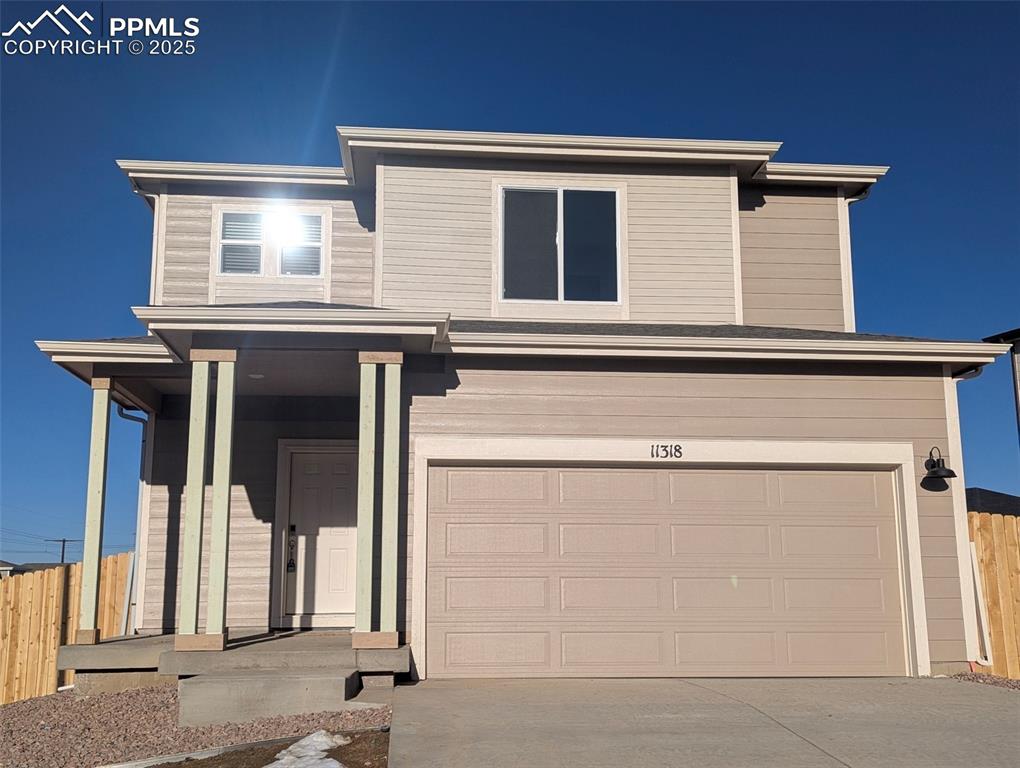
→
(1, 1, 1018, 563)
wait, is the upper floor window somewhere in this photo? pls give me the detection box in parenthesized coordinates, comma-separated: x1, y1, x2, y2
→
(218, 209, 323, 277)
(501, 187, 619, 303)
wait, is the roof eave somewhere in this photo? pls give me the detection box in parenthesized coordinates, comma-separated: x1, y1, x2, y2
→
(337, 126, 783, 186)
(116, 160, 350, 191)
(752, 162, 890, 196)
(444, 332, 1009, 369)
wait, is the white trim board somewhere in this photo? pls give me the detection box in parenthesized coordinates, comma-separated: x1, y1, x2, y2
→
(271, 439, 358, 629)
(943, 365, 979, 660)
(410, 436, 931, 680)
(837, 187, 857, 332)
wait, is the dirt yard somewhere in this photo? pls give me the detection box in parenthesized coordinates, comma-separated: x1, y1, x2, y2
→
(0, 686, 390, 768)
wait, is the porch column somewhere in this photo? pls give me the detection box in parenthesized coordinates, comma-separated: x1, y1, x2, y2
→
(205, 354, 237, 648)
(352, 351, 402, 650)
(354, 355, 377, 636)
(379, 357, 402, 639)
(177, 357, 211, 645)
(76, 378, 112, 645)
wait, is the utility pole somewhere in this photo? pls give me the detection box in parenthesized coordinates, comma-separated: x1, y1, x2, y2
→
(45, 538, 82, 564)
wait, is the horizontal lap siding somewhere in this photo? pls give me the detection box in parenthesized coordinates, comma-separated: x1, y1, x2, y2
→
(381, 159, 736, 321)
(159, 193, 374, 306)
(738, 186, 847, 331)
(140, 415, 357, 630)
(404, 359, 966, 662)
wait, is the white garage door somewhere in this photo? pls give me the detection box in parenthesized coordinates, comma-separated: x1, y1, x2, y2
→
(426, 466, 908, 677)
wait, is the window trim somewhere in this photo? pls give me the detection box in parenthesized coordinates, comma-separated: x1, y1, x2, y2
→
(208, 201, 333, 303)
(218, 212, 265, 277)
(278, 213, 325, 278)
(492, 178, 629, 320)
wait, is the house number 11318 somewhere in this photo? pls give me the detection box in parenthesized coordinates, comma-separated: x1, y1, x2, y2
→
(650, 443, 683, 459)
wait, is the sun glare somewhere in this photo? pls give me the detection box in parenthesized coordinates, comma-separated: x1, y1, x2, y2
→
(264, 208, 305, 246)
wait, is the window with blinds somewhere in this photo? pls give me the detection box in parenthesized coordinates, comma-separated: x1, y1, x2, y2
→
(280, 215, 323, 276)
(218, 210, 323, 277)
(220, 213, 263, 274)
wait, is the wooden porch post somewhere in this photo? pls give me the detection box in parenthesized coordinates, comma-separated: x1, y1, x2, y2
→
(379, 358, 402, 638)
(354, 356, 377, 636)
(352, 351, 402, 650)
(176, 357, 210, 646)
(205, 354, 237, 647)
(76, 378, 112, 645)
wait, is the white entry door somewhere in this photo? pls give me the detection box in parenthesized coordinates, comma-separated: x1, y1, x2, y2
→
(285, 451, 358, 622)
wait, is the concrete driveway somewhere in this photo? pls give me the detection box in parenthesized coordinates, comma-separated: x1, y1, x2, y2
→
(389, 678, 1019, 768)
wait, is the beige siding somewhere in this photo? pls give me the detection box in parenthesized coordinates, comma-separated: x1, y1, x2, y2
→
(738, 186, 847, 331)
(381, 158, 737, 322)
(140, 407, 357, 630)
(159, 193, 374, 306)
(403, 359, 966, 663)
(141, 359, 967, 664)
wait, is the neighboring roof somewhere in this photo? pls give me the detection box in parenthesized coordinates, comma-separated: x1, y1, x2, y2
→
(15, 562, 63, 572)
(984, 327, 1020, 344)
(448, 321, 949, 343)
(967, 487, 1020, 516)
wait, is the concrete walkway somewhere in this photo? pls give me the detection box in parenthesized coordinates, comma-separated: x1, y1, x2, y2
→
(389, 678, 1019, 768)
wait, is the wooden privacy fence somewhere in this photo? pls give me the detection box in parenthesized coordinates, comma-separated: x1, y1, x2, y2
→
(969, 511, 1020, 680)
(0, 552, 133, 705)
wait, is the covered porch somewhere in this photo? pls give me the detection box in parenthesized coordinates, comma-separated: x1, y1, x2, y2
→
(37, 302, 450, 661)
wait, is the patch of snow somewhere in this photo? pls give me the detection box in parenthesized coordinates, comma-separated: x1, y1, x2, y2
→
(263, 730, 352, 768)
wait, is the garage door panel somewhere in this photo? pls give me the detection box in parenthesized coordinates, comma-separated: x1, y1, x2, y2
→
(427, 466, 908, 677)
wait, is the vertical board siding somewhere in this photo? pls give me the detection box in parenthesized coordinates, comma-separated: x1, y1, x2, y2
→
(381, 159, 736, 322)
(969, 510, 1020, 679)
(738, 186, 847, 331)
(159, 193, 375, 307)
(0, 553, 132, 705)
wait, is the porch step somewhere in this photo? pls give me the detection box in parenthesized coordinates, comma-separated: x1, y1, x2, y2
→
(160, 648, 355, 675)
(177, 668, 361, 726)
(160, 645, 410, 676)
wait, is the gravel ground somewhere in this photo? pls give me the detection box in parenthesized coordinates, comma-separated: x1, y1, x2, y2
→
(952, 672, 1020, 691)
(0, 686, 390, 768)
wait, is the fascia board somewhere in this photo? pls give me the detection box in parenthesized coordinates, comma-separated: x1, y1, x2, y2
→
(445, 333, 1009, 365)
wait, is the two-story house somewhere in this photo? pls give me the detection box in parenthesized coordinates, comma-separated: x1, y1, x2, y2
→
(39, 128, 1007, 694)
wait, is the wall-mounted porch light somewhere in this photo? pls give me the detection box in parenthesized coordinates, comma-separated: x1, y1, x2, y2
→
(923, 446, 957, 480)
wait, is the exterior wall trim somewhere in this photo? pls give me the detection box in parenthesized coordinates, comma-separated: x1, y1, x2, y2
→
(943, 365, 980, 659)
(271, 439, 358, 629)
(410, 436, 932, 680)
(729, 167, 744, 324)
(836, 187, 857, 332)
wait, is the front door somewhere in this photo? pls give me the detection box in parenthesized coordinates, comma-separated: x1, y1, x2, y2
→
(285, 450, 358, 623)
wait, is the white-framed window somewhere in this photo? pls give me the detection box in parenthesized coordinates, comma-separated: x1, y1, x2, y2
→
(217, 209, 324, 277)
(500, 186, 620, 303)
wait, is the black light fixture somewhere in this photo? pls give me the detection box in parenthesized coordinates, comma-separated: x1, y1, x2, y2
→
(924, 447, 957, 480)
